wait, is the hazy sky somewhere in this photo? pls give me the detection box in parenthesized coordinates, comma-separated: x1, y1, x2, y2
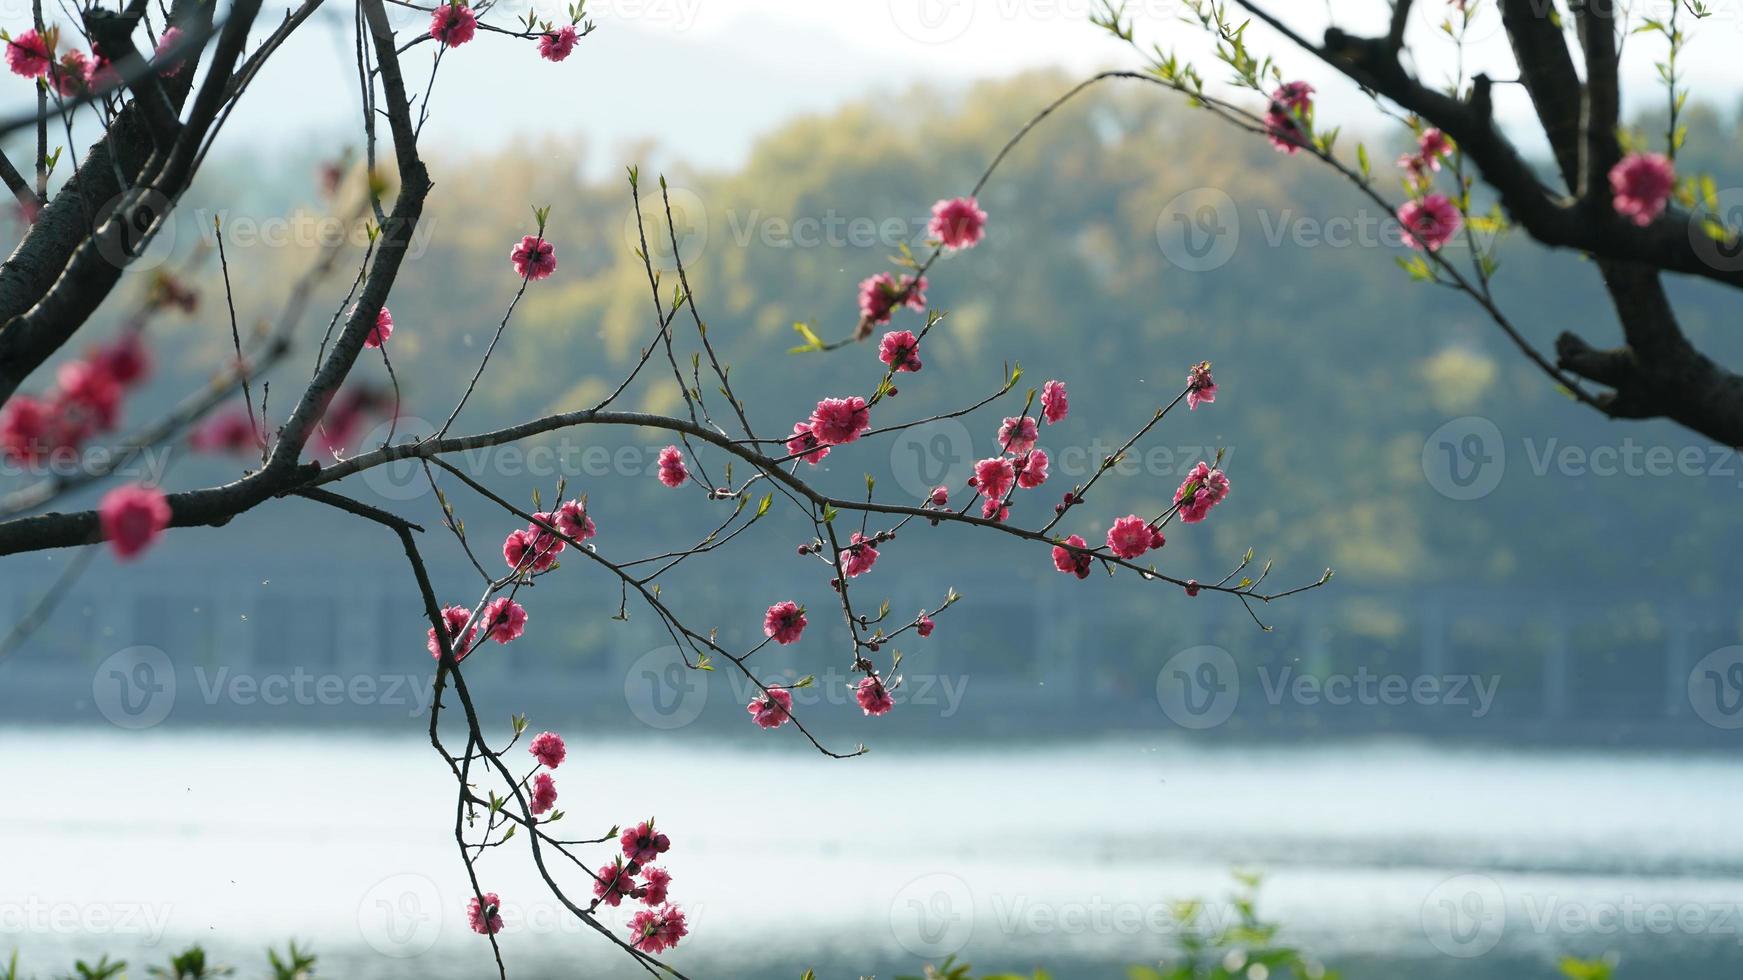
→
(8, 1, 1743, 174)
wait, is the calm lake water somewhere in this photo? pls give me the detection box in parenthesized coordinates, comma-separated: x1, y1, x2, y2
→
(5, 730, 1742, 979)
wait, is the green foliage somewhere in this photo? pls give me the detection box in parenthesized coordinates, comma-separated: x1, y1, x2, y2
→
(2, 946, 311, 980)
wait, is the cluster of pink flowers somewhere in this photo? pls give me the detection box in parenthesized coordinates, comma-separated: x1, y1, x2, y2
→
(525, 730, 566, 815)
(628, 904, 688, 954)
(959, 384, 1062, 522)
(1, 332, 150, 465)
(1265, 81, 1314, 154)
(1175, 461, 1231, 523)
(97, 483, 171, 561)
(1397, 127, 1452, 186)
(858, 272, 927, 326)
(6, 26, 120, 95)
(1609, 151, 1675, 226)
(656, 445, 688, 488)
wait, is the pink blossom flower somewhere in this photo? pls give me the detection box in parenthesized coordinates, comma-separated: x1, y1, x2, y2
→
(594, 861, 635, 907)
(628, 904, 687, 954)
(427, 605, 476, 661)
(529, 731, 566, 768)
(763, 601, 807, 645)
(1052, 534, 1092, 579)
(839, 532, 880, 578)
(0, 395, 50, 463)
(928, 486, 949, 507)
(916, 612, 935, 637)
(1609, 151, 1675, 226)
(1397, 152, 1431, 187)
(187, 410, 256, 455)
(49, 49, 87, 96)
(526, 512, 566, 566)
(856, 675, 894, 716)
(467, 892, 503, 935)
(1014, 449, 1049, 489)
(429, 3, 477, 47)
(1398, 193, 1461, 251)
(785, 421, 830, 465)
(510, 234, 556, 280)
(808, 396, 870, 446)
(878, 330, 923, 372)
(747, 686, 793, 729)
(929, 196, 987, 250)
(365, 306, 393, 348)
(621, 821, 671, 864)
(538, 24, 578, 61)
(555, 499, 595, 542)
(58, 359, 122, 432)
(531, 772, 558, 815)
(639, 867, 671, 906)
(1174, 462, 1231, 524)
(6, 30, 51, 79)
(502, 529, 535, 571)
(1184, 579, 1201, 597)
(99, 484, 171, 561)
(1041, 380, 1068, 424)
(484, 597, 526, 643)
(97, 332, 150, 387)
(1265, 82, 1313, 154)
(857, 273, 926, 326)
(973, 457, 1015, 501)
(1106, 514, 1155, 560)
(980, 497, 1009, 522)
(153, 27, 185, 76)
(1417, 128, 1451, 170)
(997, 415, 1038, 454)
(1186, 361, 1216, 410)
(656, 445, 688, 488)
